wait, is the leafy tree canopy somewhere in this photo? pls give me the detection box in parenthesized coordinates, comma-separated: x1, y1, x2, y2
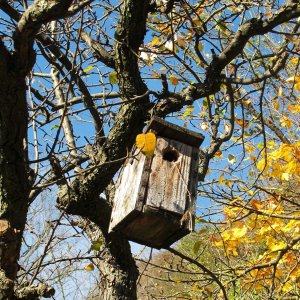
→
(0, 0, 299, 299)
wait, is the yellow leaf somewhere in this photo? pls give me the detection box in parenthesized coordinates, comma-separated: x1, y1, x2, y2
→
(287, 103, 300, 113)
(287, 75, 300, 83)
(280, 116, 293, 128)
(181, 106, 194, 119)
(170, 75, 179, 86)
(291, 57, 300, 65)
(251, 200, 262, 210)
(218, 173, 224, 186)
(151, 73, 160, 79)
(136, 132, 157, 157)
(84, 263, 94, 271)
(281, 172, 290, 181)
(84, 65, 95, 73)
(245, 144, 255, 154)
(278, 86, 283, 97)
(150, 36, 161, 47)
(269, 240, 286, 252)
(214, 150, 223, 158)
(177, 36, 185, 48)
(234, 117, 250, 128)
(231, 226, 247, 239)
(273, 100, 279, 110)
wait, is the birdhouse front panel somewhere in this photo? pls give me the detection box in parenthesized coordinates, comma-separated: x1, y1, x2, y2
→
(146, 137, 195, 214)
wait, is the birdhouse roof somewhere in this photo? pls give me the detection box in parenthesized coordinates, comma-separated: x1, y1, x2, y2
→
(147, 116, 204, 148)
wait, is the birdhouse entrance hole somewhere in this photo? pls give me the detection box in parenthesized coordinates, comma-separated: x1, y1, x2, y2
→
(162, 147, 179, 162)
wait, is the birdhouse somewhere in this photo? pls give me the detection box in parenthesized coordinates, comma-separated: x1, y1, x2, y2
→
(108, 117, 204, 248)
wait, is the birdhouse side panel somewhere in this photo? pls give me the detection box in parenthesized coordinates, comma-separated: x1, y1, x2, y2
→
(146, 137, 193, 214)
(109, 151, 146, 231)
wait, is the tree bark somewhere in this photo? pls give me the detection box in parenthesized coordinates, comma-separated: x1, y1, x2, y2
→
(81, 220, 138, 300)
(0, 42, 29, 298)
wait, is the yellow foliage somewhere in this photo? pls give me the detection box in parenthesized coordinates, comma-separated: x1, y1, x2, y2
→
(257, 142, 300, 182)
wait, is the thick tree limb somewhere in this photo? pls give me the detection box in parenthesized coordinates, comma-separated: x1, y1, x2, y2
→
(80, 31, 115, 69)
(15, 283, 55, 299)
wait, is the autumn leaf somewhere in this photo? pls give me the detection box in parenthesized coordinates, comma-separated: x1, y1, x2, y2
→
(169, 75, 179, 86)
(150, 36, 161, 47)
(228, 154, 236, 164)
(84, 65, 96, 73)
(218, 173, 224, 186)
(181, 106, 194, 120)
(234, 117, 250, 128)
(109, 72, 118, 84)
(91, 240, 103, 251)
(286, 75, 300, 91)
(214, 150, 223, 158)
(165, 40, 174, 51)
(84, 263, 94, 271)
(136, 132, 157, 157)
(280, 116, 293, 128)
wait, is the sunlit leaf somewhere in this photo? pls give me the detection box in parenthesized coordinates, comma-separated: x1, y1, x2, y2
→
(228, 154, 236, 164)
(109, 72, 118, 84)
(136, 132, 157, 157)
(91, 240, 103, 251)
(214, 150, 223, 158)
(218, 173, 224, 186)
(51, 124, 59, 130)
(84, 65, 96, 73)
(170, 75, 179, 86)
(84, 263, 94, 271)
(165, 40, 174, 51)
(181, 106, 194, 119)
(150, 36, 161, 47)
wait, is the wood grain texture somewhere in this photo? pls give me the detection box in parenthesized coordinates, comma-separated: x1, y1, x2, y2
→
(109, 149, 146, 231)
(146, 137, 193, 214)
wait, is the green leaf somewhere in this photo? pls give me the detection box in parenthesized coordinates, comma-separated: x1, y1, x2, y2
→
(91, 240, 103, 251)
(228, 154, 236, 164)
(51, 124, 60, 130)
(193, 241, 201, 254)
(109, 71, 118, 84)
(195, 218, 208, 223)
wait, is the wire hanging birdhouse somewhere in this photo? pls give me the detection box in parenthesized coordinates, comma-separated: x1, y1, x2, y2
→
(109, 117, 204, 248)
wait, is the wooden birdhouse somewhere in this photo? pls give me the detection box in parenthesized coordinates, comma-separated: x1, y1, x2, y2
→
(108, 117, 204, 248)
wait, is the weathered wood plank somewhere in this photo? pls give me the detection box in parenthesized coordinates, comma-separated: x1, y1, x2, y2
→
(146, 137, 193, 214)
(109, 149, 146, 231)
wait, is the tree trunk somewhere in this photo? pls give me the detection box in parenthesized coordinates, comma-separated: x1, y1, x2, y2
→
(0, 45, 29, 298)
(81, 220, 139, 300)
